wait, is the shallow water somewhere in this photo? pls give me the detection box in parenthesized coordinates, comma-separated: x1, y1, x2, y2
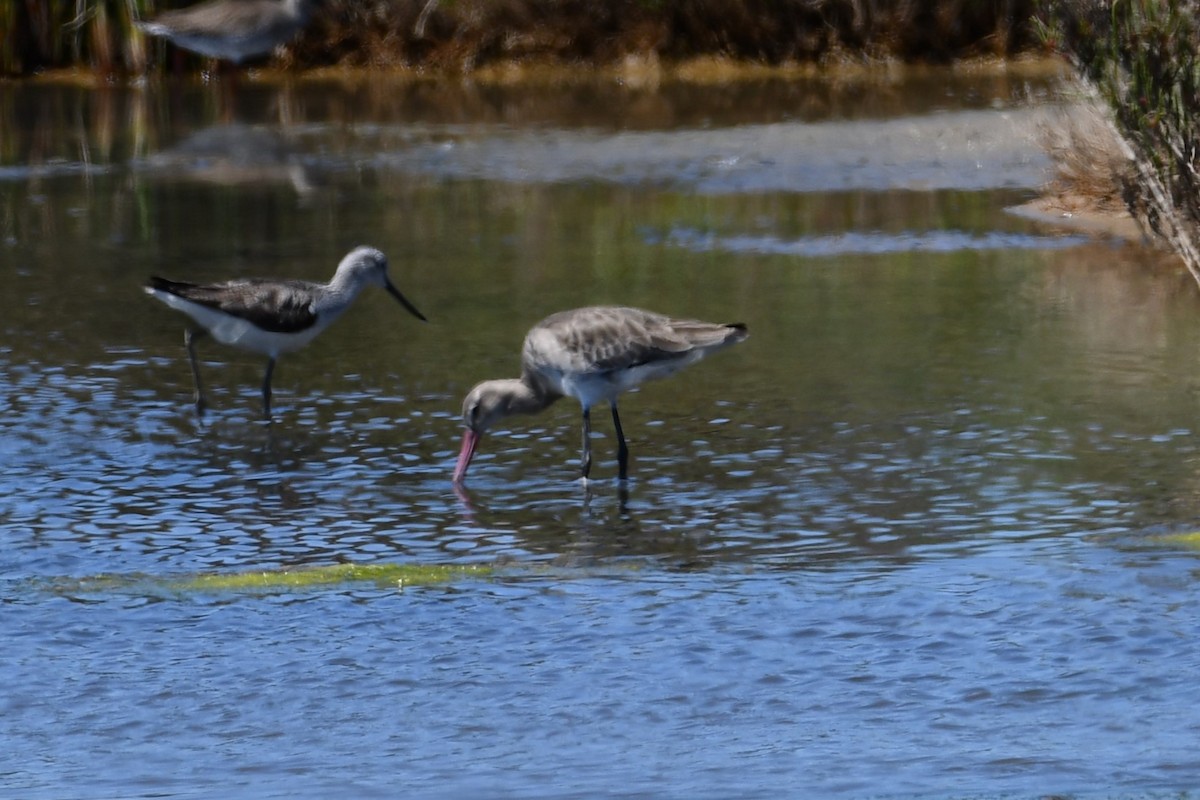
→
(3, 71, 1200, 798)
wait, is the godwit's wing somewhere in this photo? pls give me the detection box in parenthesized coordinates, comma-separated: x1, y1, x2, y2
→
(524, 306, 747, 396)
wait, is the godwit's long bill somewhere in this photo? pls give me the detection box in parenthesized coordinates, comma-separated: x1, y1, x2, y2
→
(453, 306, 748, 483)
(145, 245, 426, 417)
(136, 0, 317, 64)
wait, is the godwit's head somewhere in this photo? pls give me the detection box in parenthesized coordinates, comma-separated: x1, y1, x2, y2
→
(452, 379, 528, 483)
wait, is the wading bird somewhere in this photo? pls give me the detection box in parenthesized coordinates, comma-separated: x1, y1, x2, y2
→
(454, 305, 748, 483)
(137, 0, 317, 65)
(145, 246, 426, 417)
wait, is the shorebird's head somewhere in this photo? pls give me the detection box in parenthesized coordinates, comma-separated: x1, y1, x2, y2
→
(337, 246, 427, 322)
(452, 379, 526, 483)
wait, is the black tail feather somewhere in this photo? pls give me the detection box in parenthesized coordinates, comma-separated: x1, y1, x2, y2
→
(145, 276, 196, 295)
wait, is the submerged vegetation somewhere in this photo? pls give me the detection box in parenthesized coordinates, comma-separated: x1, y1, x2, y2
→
(178, 561, 493, 592)
(4, 0, 1042, 77)
(1044, 0, 1200, 288)
(46, 562, 494, 596)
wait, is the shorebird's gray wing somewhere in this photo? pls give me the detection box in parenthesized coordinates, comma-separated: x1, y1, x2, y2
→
(144, 0, 293, 36)
(147, 277, 318, 333)
(527, 306, 746, 375)
(138, 0, 313, 61)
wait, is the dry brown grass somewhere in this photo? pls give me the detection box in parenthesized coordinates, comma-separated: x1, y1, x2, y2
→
(1046, 0, 1200, 287)
(1039, 98, 1132, 216)
(259, 0, 1045, 74)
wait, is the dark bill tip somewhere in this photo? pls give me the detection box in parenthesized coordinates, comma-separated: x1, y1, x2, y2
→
(386, 280, 427, 322)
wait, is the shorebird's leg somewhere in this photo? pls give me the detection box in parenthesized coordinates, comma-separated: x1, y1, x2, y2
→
(611, 402, 629, 481)
(580, 407, 593, 480)
(184, 328, 208, 414)
(261, 357, 276, 419)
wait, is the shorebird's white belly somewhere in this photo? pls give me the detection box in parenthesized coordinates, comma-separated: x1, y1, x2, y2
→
(149, 290, 325, 357)
(548, 356, 697, 410)
(554, 372, 615, 409)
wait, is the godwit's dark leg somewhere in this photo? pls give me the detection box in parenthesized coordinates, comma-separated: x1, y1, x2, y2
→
(580, 407, 593, 480)
(184, 328, 208, 414)
(261, 357, 276, 418)
(611, 402, 629, 481)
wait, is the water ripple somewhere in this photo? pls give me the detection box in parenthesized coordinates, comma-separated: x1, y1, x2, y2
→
(663, 225, 1091, 256)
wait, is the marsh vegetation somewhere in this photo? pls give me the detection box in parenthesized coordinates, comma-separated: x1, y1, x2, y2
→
(5, 0, 1041, 76)
(1044, 0, 1200, 288)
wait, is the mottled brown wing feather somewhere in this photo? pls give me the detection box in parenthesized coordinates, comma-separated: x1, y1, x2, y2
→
(147, 276, 318, 333)
(534, 306, 744, 374)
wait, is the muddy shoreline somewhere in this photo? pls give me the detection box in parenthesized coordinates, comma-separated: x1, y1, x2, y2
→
(10, 50, 1147, 253)
(19, 52, 1065, 89)
(1009, 196, 1143, 243)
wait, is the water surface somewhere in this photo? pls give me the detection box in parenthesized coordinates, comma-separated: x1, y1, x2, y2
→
(2, 71, 1200, 799)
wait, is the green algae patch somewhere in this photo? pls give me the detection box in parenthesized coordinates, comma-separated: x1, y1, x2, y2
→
(1152, 531, 1200, 549)
(40, 563, 493, 598)
(176, 562, 492, 593)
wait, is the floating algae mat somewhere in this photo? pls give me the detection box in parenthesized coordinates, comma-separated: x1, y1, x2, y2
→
(46, 562, 493, 598)
(1154, 531, 1200, 549)
(179, 562, 493, 592)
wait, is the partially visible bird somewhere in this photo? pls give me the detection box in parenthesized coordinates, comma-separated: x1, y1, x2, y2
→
(136, 0, 317, 65)
(144, 246, 426, 417)
(453, 306, 748, 483)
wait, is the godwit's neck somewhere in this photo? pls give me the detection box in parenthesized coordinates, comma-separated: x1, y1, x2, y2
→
(500, 375, 560, 417)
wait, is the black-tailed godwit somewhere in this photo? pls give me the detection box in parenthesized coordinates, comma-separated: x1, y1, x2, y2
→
(454, 306, 747, 483)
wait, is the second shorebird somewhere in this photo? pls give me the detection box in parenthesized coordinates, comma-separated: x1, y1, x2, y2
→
(454, 306, 748, 483)
(136, 0, 317, 65)
(145, 246, 426, 417)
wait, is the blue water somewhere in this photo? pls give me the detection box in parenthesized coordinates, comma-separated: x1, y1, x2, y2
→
(3, 72, 1200, 798)
(7, 548, 1199, 799)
